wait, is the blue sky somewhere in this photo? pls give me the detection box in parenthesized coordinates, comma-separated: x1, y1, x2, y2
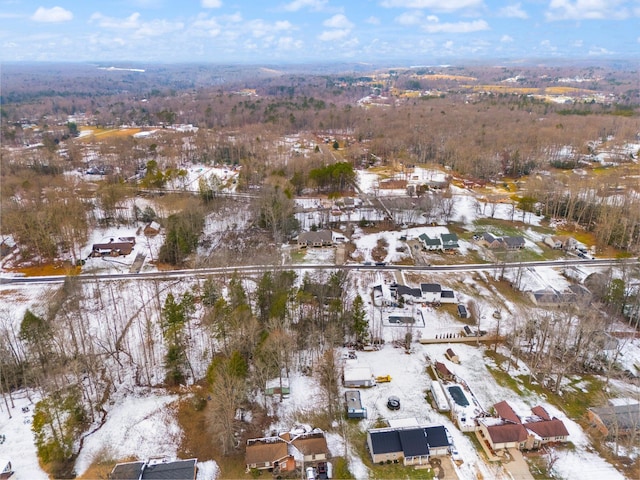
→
(1, 1, 639, 64)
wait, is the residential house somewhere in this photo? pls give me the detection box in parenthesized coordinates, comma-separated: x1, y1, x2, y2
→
(91, 237, 135, 257)
(478, 401, 570, 452)
(290, 431, 330, 464)
(529, 285, 592, 307)
(503, 236, 525, 250)
(478, 232, 503, 249)
(110, 458, 197, 480)
(297, 230, 333, 248)
(420, 283, 442, 303)
(389, 282, 422, 303)
(440, 233, 459, 251)
(587, 403, 640, 437)
(544, 235, 578, 250)
(477, 233, 525, 250)
(440, 289, 456, 304)
(245, 436, 294, 473)
(345, 391, 367, 419)
(418, 233, 442, 251)
(245, 430, 330, 473)
(366, 425, 449, 466)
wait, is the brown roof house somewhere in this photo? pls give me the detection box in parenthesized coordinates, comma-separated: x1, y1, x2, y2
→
(478, 401, 570, 452)
(290, 431, 330, 464)
(245, 429, 330, 473)
(91, 237, 135, 257)
(297, 230, 333, 248)
(244, 435, 295, 474)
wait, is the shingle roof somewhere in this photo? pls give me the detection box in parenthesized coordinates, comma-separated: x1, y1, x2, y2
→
(420, 283, 442, 293)
(245, 438, 289, 465)
(424, 426, 449, 448)
(531, 406, 551, 421)
(486, 423, 529, 445)
(142, 459, 197, 480)
(398, 429, 429, 457)
(111, 462, 145, 480)
(524, 419, 569, 439)
(369, 430, 402, 454)
(589, 404, 640, 431)
(291, 433, 329, 456)
(494, 401, 521, 424)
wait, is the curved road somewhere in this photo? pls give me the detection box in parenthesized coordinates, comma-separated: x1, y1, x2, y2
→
(1, 257, 637, 285)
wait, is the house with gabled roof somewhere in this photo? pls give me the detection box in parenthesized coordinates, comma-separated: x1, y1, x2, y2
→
(290, 431, 330, 464)
(418, 233, 442, 251)
(366, 425, 450, 466)
(479, 401, 570, 452)
(440, 233, 459, 250)
(245, 429, 330, 473)
(297, 230, 333, 248)
(110, 458, 197, 480)
(245, 436, 294, 473)
(420, 283, 442, 303)
(587, 403, 640, 437)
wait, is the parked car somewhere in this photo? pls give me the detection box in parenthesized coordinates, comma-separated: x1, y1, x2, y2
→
(387, 395, 401, 410)
(306, 466, 317, 480)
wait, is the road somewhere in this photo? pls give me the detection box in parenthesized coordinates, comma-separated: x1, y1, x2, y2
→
(1, 257, 636, 285)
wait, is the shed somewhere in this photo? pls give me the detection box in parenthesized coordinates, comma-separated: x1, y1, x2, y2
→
(343, 366, 375, 387)
(345, 391, 367, 419)
(445, 348, 460, 364)
(457, 304, 468, 318)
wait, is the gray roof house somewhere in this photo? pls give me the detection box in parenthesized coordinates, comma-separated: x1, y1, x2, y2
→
(367, 425, 449, 466)
(440, 233, 459, 250)
(588, 403, 640, 437)
(297, 230, 333, 248)
(418, 233, 442, 251)
(420, 283, 442, 303)
(110, 458, 197, 480)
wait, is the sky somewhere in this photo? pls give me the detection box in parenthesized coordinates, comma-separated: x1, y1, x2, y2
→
(0, 1, 639, 64)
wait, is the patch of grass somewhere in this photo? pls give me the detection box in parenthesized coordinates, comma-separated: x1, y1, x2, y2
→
(331, 457, 355, 479)
(347, 424, 434, 479)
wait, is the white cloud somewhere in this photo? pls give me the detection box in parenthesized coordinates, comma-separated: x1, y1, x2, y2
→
(498, 3, 528, 19)
(31, 6, 73, 23)
(134, 19, 184, 38)
(588, 46, 613, 55)
(318, 29, 350, 41)
(545, 0, 628, 21)
(283, 0, 327, 12)
(277, 36, 303, 50)
(201, 0, 223, 8)
(500, 34, 513, 43)
(247, 19, 294, 38)
(90, 12, 141, 29)
(365, 16, 381, 25)
(423, 19, 489, 33)
(395, 11, 423, 25)
(323, 14, 353, 29)
(380, 0, 483, 12)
